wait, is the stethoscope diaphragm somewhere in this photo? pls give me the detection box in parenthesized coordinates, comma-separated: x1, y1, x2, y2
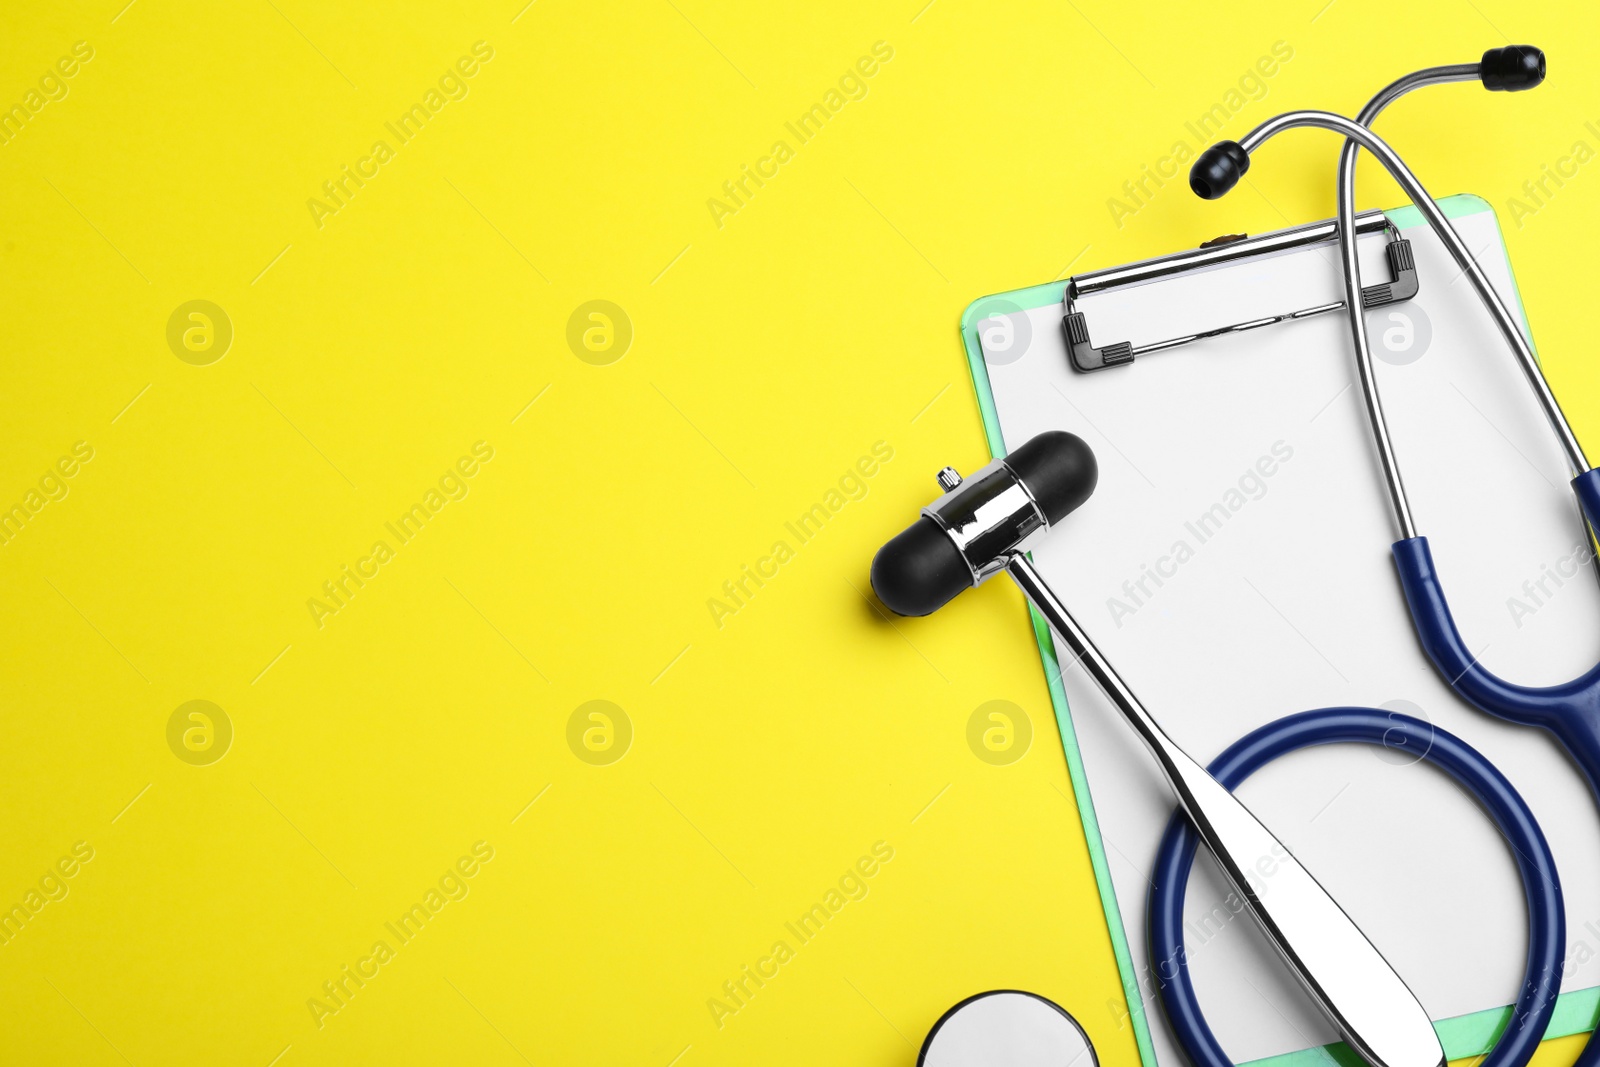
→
(917, 990, 1096, 1067)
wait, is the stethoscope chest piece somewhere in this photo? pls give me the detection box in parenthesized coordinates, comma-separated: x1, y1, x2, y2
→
(918, 990, 1097, 1067)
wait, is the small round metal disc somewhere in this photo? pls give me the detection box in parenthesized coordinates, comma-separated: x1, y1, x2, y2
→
(918, 990, 1097, 1067)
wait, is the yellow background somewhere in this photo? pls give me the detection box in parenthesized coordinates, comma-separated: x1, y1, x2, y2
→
(2, 0, 1599, 1064)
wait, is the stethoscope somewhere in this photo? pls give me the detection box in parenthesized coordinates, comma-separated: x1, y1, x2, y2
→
(1148, 46, 1600, 1067)
(882, 46, 1593, 1067)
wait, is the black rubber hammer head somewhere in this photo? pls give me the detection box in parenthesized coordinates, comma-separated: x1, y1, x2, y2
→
(870, 431, 1097, 617)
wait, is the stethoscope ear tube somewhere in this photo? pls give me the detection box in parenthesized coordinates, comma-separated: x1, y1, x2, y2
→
(1147, 708, 1564, 1067)
(1190, 51, 1589, 535)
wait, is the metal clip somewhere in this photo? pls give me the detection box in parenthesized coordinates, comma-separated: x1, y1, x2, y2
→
(1061, 211, 1420, 373)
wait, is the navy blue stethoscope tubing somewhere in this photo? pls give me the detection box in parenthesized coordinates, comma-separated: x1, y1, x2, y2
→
(1395, 469, 1600, 790)
(1147, 708, 1564, 1067)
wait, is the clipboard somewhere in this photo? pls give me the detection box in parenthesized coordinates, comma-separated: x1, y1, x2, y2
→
(959, 195, 1600, 1067)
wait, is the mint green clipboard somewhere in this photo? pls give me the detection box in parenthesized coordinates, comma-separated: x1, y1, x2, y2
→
(956, 194, 1599, 1067)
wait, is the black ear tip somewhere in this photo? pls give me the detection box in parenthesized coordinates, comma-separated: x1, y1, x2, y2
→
(1006, 431, 1098, 525)
(870, 517, 972, 617)
(1481, 45, 1545, 91)
(1190, 141, 1250, 200)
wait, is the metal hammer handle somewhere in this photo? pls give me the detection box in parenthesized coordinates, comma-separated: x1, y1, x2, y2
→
(1005, 554, 1442, 1067)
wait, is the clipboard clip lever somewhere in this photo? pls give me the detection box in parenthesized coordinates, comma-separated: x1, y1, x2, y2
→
(1061, 211, 1419, 372)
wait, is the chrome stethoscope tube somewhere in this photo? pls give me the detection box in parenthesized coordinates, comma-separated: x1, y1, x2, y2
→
(1216, 84, 1590, 541)
(1324, 67, 1591, 538)
(1234, 109, 1591, 538)
(1333, 64, 1479, 539)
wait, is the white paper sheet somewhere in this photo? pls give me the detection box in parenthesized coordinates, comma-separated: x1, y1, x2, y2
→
(977, 203, 1600, 1064)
